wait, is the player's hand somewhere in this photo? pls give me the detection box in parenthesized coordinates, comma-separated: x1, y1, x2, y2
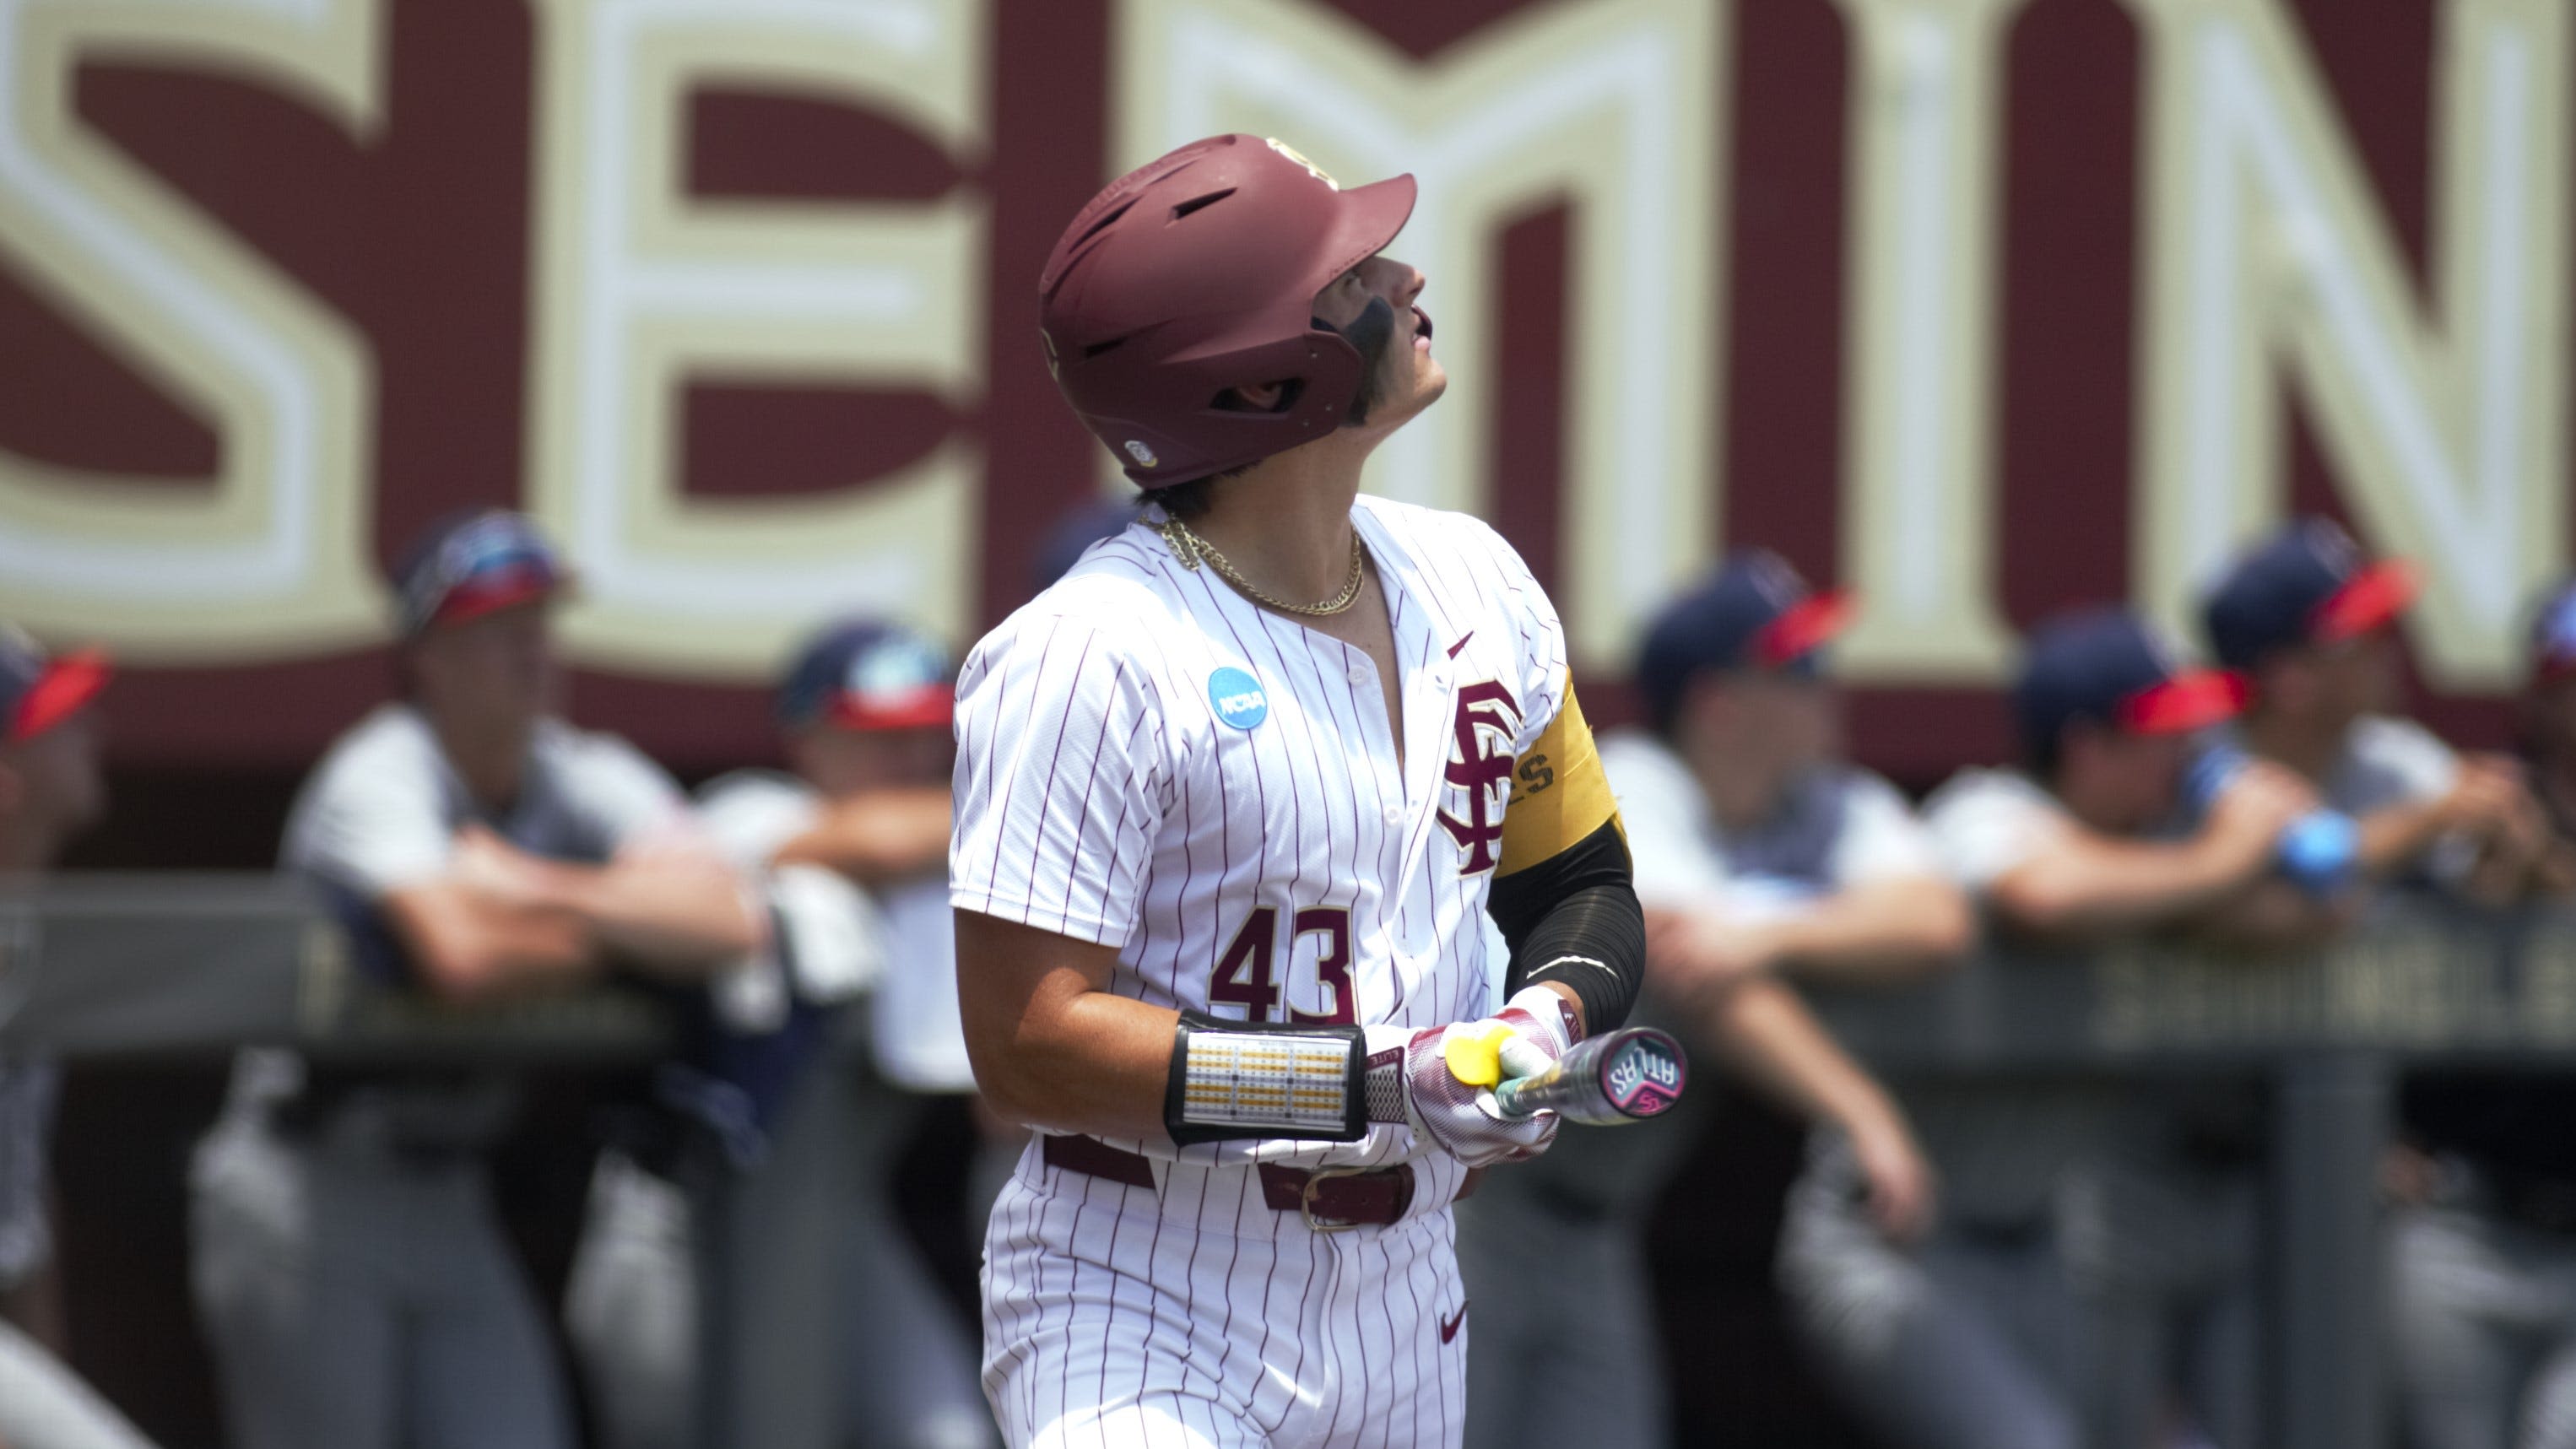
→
(451, 823, 550, 900)
(2200, 760, 2318, 873)
(1366, 988, 1577, 1168)
(1845, 1111, 1937, 1244)
(2439, 755, 2535, 837)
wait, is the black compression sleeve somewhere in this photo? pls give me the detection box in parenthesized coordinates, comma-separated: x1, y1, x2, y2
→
(1485, 819, 1645, 1035)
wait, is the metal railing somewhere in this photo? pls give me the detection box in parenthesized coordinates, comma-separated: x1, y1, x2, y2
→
(8, 876, 2569, 1449)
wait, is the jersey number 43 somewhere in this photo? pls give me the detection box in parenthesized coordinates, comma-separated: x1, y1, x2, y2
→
(1210, 906, 1356, 1025)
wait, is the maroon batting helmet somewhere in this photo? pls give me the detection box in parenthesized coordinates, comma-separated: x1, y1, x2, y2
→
(1038, 134, 1417, 488)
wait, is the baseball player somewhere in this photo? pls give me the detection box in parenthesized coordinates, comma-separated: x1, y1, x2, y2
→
(0, 630, 156, 1449)
(2370, 585, 2576, 1449)
(1805, 607, 2326, 1449)
(189, 511, 761, 1449)
(562, 618, 965, 1449)
(676, 618, 997, 1449)
(951, 133, 1647, 1448)
(1457, 551, 1965, 1449)
(2203, 516, 2559, 899)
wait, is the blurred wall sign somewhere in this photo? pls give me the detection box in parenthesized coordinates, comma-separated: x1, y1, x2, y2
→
(0, 0, 2561, 761)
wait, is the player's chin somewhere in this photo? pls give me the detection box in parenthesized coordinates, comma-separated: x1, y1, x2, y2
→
(1392, 360, 1448, 415)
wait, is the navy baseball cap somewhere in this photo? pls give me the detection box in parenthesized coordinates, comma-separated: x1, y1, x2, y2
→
(1635, 550, 1853, 728)
(2530, 581, 2576, 684)
(2201, 517, 2416, 671)
(0, 626, 109, 743)
(776, 620, 954, 732)
(392, 511, 569, 637)
(2017, 607, 2246, 760)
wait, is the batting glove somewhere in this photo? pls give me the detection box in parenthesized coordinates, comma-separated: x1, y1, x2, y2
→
(1366, 987, 1580, 1168)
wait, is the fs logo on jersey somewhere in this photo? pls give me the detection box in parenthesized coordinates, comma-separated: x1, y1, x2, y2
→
(1437, 680, 1521, 874)
(1207, 667, 1269, 730)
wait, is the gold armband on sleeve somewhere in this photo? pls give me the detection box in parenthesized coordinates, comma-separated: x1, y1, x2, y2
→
(1496, 678, 1623, 878)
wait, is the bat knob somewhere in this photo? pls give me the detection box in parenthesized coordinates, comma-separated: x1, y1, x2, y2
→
(1442, 1020, 1513, 1088)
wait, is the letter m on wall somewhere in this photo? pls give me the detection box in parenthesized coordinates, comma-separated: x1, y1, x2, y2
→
(1113, 0, 1724, 671)
(2129, 0, 2568, 688)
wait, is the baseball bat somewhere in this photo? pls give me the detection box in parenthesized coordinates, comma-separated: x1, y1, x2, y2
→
(1491, 1026, 1687, 1125)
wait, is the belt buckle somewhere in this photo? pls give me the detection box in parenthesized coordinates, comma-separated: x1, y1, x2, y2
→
(1299, 1163, 1369, 1235)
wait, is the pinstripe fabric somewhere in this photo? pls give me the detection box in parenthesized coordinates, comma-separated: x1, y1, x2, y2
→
(952, 497, 1565, 1447)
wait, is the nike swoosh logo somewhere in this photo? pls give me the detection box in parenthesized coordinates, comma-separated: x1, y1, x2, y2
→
(1439, 1301, 1469, 1344)
(1446, 631, 1475, 658)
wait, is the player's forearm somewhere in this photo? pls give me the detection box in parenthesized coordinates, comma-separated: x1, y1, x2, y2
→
(385, 883, 598, 1003)
(968, 974, 1182, 1140)
(528, 855, 763, 976)
(771, 786, 952, 885)
(1706, 977, 1900, 1138)
(1987, 840, 2254, 941)
(956, 909, 1183, 1140)
(2356, 798, 2452, 880)
(1491, 822, 1646, 1035)
(1756, 878, 1973, 986)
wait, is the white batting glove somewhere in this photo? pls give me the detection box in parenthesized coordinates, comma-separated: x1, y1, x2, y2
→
(1366, 987, 1579, 1168)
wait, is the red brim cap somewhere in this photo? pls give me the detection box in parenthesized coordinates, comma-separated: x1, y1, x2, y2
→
(12, 648, 110, 742)
(1752, 590, 1855, 668)
(428, 569, 566, 631)
(2115, 667, 2249, 734)
(2310, 559, 2416, 644)
(825, 685, 954, 733)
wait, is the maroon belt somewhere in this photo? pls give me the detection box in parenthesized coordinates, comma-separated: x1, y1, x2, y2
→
(1042, 1133, 1464, 1233)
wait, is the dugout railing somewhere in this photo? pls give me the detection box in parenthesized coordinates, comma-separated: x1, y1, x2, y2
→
(6, 874, 2559, 1449)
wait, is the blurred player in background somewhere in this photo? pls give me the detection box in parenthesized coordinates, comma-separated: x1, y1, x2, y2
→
(1458, 551, 1965, 1449)
(954, 133, 1646, 1446)
(2378, 581, 2576, 1449)
(1790, 607, 2327, 1449)
(563, 619, 952, 1449)
(189, 511, 760, 1449)
(680, 619, 996, 1449)
(0, 630, 154, 1449)
(2204, 516, 2562, 900)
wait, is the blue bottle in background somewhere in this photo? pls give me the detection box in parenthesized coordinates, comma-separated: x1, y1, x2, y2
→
(2182, 744, 2359, 895)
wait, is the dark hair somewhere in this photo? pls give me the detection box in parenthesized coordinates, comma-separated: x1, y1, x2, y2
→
(1142, 474, 1220, 521)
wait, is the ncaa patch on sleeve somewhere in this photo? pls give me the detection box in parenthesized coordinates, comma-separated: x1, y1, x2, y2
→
(1207, 667, 1269, 730)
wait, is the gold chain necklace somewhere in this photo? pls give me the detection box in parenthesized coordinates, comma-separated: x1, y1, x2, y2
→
(1157, 516, 1367, 617)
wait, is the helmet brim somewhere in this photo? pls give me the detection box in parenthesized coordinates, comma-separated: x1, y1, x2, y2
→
(1313, 173, 1418, 299)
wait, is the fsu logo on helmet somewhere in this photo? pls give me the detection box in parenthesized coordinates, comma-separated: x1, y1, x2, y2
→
(1264, 138, 1339, 191)
(1124, 440, 1159, 468)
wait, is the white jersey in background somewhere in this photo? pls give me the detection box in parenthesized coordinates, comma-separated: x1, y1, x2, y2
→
(196, 701, 707, 1449)
(696, 770, 966, 1089)
(1600, 730, 1942, 912)
(2194, 714, 2458, 819)
(286, 704, 693, 895)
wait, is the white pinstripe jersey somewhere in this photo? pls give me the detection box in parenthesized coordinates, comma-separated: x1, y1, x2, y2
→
(950, 495, 1570, 1187)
